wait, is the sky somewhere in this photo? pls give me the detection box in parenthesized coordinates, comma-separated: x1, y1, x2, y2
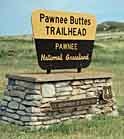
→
(0, 0, 124, 36)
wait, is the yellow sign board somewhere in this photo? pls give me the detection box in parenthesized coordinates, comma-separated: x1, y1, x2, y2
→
(32, 10, 96, 40)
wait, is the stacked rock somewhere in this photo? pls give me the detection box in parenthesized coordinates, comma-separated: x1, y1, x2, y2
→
(0, 73, 118, 128)
(0, 80, 43, 127)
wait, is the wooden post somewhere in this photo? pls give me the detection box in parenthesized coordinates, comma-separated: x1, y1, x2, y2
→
(77, 68, 81, 73)
(47, 69, 51, 74)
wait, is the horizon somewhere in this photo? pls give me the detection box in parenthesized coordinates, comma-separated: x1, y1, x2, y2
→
(0, 21, 124, 37)
(0, 0, 124, 36)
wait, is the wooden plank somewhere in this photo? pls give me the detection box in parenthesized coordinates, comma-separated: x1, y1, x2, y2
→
(6, 71, 112, 83)
(50, 97, 97, 111)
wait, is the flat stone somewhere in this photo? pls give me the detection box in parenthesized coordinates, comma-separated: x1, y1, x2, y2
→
(87, 88, 97, 92)
(70, 94, 86, 100)
(49, 111, 59, 116)
(42, 98, 56, 103)
(15, 80, 40, 90)
(87, 92, 96, 97)
(80, 85, 91, 89)
(8, 101, 19, 109)
(71, 81, 81, 86)
(71, 115, 85, 119)
(40, 107, 52, 112)
(38, 112, 46, 117)
(60, 107, 75, 113)
(56, 86, 72, 93)
(24, 121, 42, 126)
(2, 116, 23, 125)
(5, 112, 20, 120)
(72, 111, 87, 116)
(22, 100, 41, 106)
(1, 100, 8, 106)
(12, 85, 25, 91)
(19, 104, 26, 110)
(26, 112, 46, 117)
(7, 85, 13, 91)
(9, 90, 26, 99)
(55, 82, 70, 88)
(97, 87, 103, 91)
(56, 96, 70, 100)
(72, 86, 80, 89)
(3, 96, 12, 102)
(77, 106, 89, 111)
(25, 95, 42, 101)
(84, 80, 93, 84)
(16, 110, 26, 116)
(20, 116, 31, 122)
(20, 116, 38, 122)
(79, 89, 86, 94)
(40, 103, 50, 108)
(54, 113, 71, 118)
(56, 91, 71, 96)
(61, 117, 70, 121)
(94, 79, 106, 83)
(6, 108, 15, 113)
(72, 88, 80, 95)
(12, 97, 22, 102)
(37, 116, 52, 120)
(26, 107, 41, 113)
(42, 119, 60, 125)
(95, 83, 106, 87)
(34, 84, 41, 90)
(42, 84, 55, 98)
(25, 89, 41, 95)
(0, 120, 9, 124)
(4, 89, 10, 96)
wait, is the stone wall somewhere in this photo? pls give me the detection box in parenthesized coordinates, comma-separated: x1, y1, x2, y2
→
(0, 73, 118, 128)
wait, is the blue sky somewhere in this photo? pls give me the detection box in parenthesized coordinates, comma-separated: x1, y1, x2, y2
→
(0, 0, 124, 36)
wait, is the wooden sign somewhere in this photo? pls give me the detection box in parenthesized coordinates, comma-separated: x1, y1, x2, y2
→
(50, 97, 97, 112)
(32, 10, 96, 72)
